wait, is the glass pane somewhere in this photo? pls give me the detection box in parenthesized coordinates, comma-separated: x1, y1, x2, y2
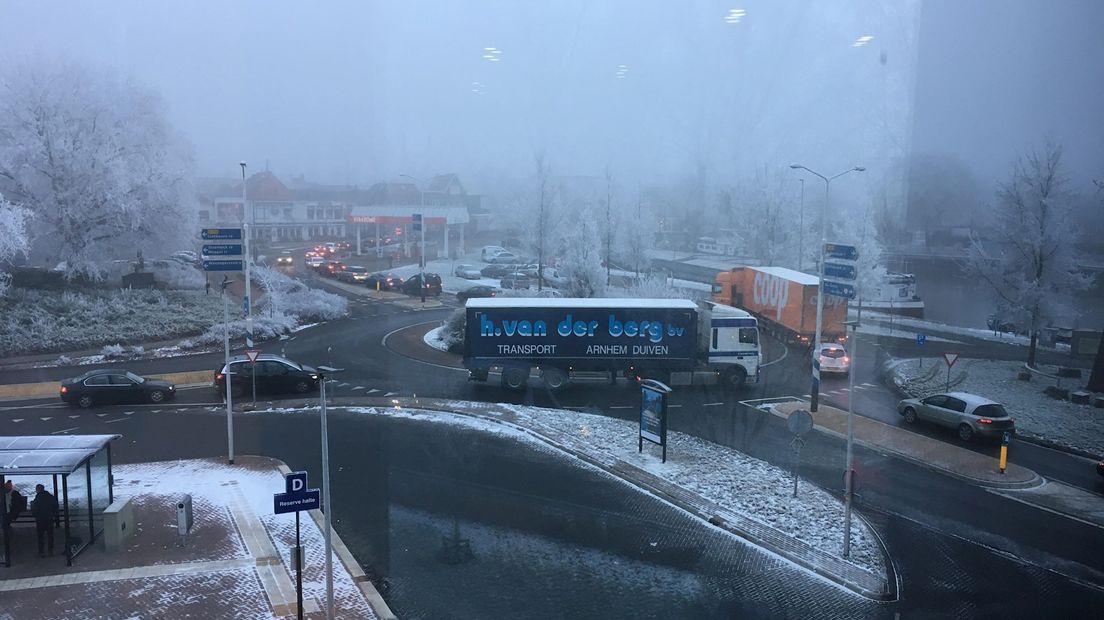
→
(64, 471, 89, 555)
(90, 450, 110, 537)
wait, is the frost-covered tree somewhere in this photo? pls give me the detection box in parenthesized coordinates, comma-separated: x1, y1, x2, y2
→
(556, 207, 607, 298)
(0, 60, 196, 280)
(612, 192, 657, 279)
(0, 192, 31, 296)
(965, 144, 1094, 367)
(732, 169, 796, 267)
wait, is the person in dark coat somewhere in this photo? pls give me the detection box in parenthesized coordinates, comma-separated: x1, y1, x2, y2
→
(3, 480, 25, 528)
(31, 484, 58, 557)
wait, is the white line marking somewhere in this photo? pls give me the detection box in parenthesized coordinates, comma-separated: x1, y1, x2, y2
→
(39, 417, 52, 421)
(104, 417, 130, 424)
(668, 404, 683, 409)
(703, 402, 724, 407)
(96, 413, 108, 417)
(12, 418, 23, 423)
(51, 427, 79, 435)
(367, 389, 382, 394)
(69, 415, 80, 419)
(124, 412, 134, 416)
(608, 406, 633, 410)
(351, 386, 365, 391)
(861, 383, 878, 388)
(384, 392, 398, 397)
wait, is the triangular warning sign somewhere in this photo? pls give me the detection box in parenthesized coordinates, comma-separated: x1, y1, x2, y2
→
(942, 352, 959, 368)
(245, 349, 261, 364)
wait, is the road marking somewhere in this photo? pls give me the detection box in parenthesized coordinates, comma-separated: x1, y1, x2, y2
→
(861, 383, 878, 388)
(703, 402, 724, 407)
(338, 382, 350, 387)
(96, 413, 108, 417)
(68, 415, 80, 419)
(384, 392, 398, 397)
(124, 412, 134, 416)
(12, 418, 23, 423)
(51, 427, 79, 435)
(104, 417, 130, 424)
(39, 417, 52, 421)
(608, 405, 633, 410)
(760, 338, 789, 367)
(150, 410, 161, 413)
(351, 386, 365, 391)
(367, 389, 381, 394)
(668, 404, 683, 409)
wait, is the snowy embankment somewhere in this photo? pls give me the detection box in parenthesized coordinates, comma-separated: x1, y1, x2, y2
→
(890, 358, 1104, 456)
(861, 311, 1070, 351)
(338, 403, 884, 578)
(0, 265, 346, 361)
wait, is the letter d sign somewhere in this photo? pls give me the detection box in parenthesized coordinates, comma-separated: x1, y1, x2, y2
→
(286, 471, 308, 494)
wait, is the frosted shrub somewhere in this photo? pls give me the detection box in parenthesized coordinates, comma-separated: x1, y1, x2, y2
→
(101, 343, 126, 357)
(444, 309, 466, 353)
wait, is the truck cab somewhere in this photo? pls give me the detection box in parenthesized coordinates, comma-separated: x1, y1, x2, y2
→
(698, 301, 761, 388)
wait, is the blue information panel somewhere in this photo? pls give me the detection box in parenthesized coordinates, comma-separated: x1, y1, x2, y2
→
(203, 259, 244, 272)
(640, 388, 664, 444)
(917, 333, 926, 346)
(202, 244, 243, 257)
(201, 228, 242, 240)
(822, 280, 856, 300)
(273, 489, 321, 515)
(824, 262, 856, 280)
(823, 243, 858, 261)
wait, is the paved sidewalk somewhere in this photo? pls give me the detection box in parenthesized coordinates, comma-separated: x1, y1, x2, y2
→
(0, 456, 392, 620)
(771, 400, 1039, 488)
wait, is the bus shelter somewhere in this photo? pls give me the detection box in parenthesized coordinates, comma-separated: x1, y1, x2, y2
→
(0, 434, 120, 567)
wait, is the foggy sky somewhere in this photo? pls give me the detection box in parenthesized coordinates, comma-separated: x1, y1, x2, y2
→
(1, 1, 1099, 201)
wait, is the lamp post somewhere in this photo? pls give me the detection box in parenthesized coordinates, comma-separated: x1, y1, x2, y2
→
(400, 174, 427, 302)
(797, 178, 805, 272)
(241, 162, 253, 353)
(788, 164, 865, 414)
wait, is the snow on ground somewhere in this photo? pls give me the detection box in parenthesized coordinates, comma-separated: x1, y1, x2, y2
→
(423, 324, 449, 352)
(892, 358, 1104, 456)
(856, 322, 961, 343)
(340, 404, 883, 576)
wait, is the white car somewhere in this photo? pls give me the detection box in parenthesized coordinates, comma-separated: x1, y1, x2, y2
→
(454, 264, 482, 279)
(481, 246, 507, 262)
(817, 344, 850, 374)
(276, 251, 294, 266)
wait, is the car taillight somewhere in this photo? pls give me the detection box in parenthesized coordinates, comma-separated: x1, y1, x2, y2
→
(978, 418, 993, 424)
(216, 373, 225, 381)
(60, 386, 68, 394)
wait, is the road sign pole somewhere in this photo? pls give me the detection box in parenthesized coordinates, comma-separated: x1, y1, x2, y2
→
(223, 291, 234, 465)
(843, 321, 858, 558)
(241, 163, 254, 351)
(947, 365, 951, 392)
(320, 376, 334, 619)
(295, 510, 303, 620)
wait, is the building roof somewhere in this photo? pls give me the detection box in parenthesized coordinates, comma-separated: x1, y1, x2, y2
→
(0, 435, 120, 476)
(230, 171, 295, 202)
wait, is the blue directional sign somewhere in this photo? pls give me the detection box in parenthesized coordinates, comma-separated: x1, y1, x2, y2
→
(202, 244, 243, 257)
(917, 333, 926, 346)
(822, 280, 856, 300)
(242, 295, 249, 318)
(824, 262, 857, 280)
(201, 228, 242, 240)
(202, 259, 244, 272)
(823, 243, 858, 261)
(274, 471, 321, 515)
(412, 213, 422, 233)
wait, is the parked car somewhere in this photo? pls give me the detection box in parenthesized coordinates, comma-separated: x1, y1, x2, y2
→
(60, 369, 175, 408)
(402, 272, 443, 296)
(481, 245, 507, 262)
(276, 251, 294, 266)
(171, 250, 199, 265)
(214, 354, 321, 398)
(323, 260, 346, 277)
(535, 289, 563, 298)
(1097, 460, 1104, 478)
(817, 344, 850, 375)
(499, 271, 532, 290)
(457, 285, 499, 303)
(481, 263, 515, 278)
(365, 272, 403, 291)
(338, 265, 371, 283)
(454, 264, 482, 279)
(491, 251, 520, 264)
(897, 392, 1016, 442)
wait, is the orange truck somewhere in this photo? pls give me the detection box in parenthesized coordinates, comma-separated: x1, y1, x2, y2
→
(711, 266, 847, 346)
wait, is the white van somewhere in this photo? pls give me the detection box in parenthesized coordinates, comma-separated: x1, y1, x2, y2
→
(481, 246, 506, 262)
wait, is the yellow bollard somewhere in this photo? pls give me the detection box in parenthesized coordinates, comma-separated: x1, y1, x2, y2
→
(999, 445, 1008, 474)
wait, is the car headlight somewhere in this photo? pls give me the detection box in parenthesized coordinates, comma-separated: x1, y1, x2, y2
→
(311, 374, 319, 380)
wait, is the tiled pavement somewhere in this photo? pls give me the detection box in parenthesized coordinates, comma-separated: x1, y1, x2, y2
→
(0, 457, 392, 620)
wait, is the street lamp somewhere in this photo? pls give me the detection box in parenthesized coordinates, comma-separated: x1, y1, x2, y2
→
(240, 162, 254, 352)
(797, 178, 805, 272)
(788, 163, 864, 414)
(400, 174, 427, 302)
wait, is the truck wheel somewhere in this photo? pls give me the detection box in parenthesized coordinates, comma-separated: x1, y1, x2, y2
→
(722, 367, 747, 391)
(542, 368, 569, 392)
(502, 367, 529, 390)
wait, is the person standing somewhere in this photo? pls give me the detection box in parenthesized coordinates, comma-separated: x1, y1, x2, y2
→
(3, 480, 25, 528)
(31, 484, 58, 557)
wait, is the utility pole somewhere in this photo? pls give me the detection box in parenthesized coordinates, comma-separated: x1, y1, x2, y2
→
(790, 164, 865, 412)
(240, 162, 253, 351)
(798, 178, 805, 272)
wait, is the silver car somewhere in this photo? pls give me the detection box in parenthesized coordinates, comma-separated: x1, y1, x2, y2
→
(454, 264, 482, 279)
(897, 391, 1015, 442)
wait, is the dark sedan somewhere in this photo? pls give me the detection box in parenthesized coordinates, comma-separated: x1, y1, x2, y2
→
(365, 272, 404, 291)
(214, 354, 321, 398)
(457, 285, 499, 303)
(60, 369, 176, 408)
(402, 273, 443, 297)
(481, 263, 515, 278)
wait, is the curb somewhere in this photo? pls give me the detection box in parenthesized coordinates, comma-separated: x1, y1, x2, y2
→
(275, 462, 397, 620)
(376, 399, 896, 602)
